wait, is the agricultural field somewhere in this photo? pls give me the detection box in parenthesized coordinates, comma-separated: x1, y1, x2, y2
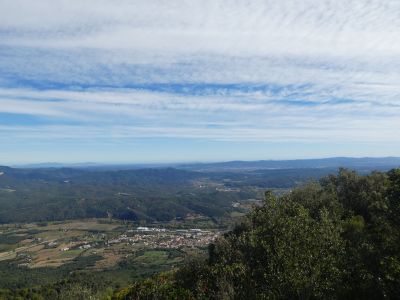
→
(0, 218, 222, 290)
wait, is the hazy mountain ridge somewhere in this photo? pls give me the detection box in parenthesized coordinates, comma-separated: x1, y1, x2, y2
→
(11, 157, 400, 172)
(178, 157, 400, 171)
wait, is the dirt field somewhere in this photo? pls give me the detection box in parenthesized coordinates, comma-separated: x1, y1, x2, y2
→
(0, 219, 124, 268)
(0, 218, 219, 272)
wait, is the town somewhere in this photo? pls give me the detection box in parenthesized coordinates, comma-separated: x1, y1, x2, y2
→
(0, 219, 222, 270)
(57, 226, 220, 251)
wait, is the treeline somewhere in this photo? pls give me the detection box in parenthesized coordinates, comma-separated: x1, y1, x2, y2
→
(115, 168, 400, 299)
(0, 166, 336, 224)
(1, 168, 400, 299)
(0, 167, 247, 223)
(0, 273, 114, 300)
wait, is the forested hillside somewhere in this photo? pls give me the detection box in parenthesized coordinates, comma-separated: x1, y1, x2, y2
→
(0, 166, 342, 224)
(0, 167, 239, 223)
(115, 168, 400, 299)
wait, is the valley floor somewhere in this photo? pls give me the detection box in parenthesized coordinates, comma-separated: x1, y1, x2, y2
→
(0, 218, 222, 291)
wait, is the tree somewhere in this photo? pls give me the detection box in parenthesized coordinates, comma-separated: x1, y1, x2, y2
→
(171, 169, 400, 299)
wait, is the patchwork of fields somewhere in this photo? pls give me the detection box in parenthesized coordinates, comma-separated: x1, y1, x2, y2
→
(0, 218, 222, 290)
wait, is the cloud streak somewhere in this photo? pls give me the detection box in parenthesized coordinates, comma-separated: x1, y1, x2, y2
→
(0, 0, 399, 161)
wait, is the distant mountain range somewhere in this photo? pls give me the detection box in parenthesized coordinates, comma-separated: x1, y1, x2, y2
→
(178, 157, 400, 171)
(13, 157, 400, 172)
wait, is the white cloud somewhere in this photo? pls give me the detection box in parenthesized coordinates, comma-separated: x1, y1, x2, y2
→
(0, 0, 399, 148)
(1, 86, 399, 144)
(2, 0, 400, 56)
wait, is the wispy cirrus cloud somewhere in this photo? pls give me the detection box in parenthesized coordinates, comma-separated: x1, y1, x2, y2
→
(0, 0, 399, 162)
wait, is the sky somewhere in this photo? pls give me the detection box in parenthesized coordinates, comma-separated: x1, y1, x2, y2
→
(0, 0, 400, 164)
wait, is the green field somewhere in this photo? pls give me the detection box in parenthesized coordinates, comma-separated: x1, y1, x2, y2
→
(0, 218, 213, 295)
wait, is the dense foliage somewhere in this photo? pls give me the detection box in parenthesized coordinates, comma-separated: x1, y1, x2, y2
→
(0, 166, 338, 223)
(1, 168, 400, 299)
(0, 167, 244, 223)
(117, 169, 400, 299)
(0, 248, 188, 300)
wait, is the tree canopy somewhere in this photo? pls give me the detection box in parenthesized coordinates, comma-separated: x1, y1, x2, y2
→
(117, 168, 400, 299)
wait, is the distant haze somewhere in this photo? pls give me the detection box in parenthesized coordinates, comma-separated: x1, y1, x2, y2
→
(11, 157, 400, 172)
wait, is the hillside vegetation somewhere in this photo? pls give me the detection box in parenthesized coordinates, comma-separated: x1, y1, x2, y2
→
(0, 166, 341, 224)
(115, 168, 400, 299)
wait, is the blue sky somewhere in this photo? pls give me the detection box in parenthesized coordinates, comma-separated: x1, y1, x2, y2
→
(1, 0, 400, 164)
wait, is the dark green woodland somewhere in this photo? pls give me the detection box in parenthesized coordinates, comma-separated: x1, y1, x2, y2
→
(1, 168, 400, 299)
(114, 168, 400, 299)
